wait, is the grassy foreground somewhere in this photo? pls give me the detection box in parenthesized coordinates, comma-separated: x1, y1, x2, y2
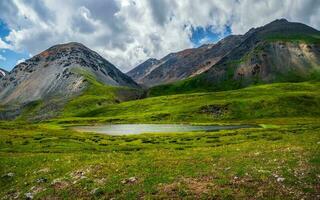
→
(0, 118, 319, 199)
(0, 82, 320, 199)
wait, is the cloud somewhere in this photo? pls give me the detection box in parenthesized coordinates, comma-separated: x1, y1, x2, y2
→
(0, 54, 6, 61)
(0, 38, 12, 49)
(16, 58, 25, 65)
(230, 0, 320, 34)
(0, 0, 319, 72)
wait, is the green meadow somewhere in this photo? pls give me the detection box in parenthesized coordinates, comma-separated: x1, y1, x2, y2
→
(1, 81, 320, 199)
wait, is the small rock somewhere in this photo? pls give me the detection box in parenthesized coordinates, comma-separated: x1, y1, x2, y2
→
(7, 172, 14, 177)
(90, 188, 104, 196)
(277, 177, 285, 182)
(51, 178, 61, 185)
(94, 178, 106, 185)
(128, 177, 137, 182)
(25, 192, 33, 199)
(121, 177, 138, 184)
(2, 172, 14, 178)
(71, 170, 86, 179)
(90, 188, 98, 194)
(36, 177, 47, 183)
(38, 168, 50, 173)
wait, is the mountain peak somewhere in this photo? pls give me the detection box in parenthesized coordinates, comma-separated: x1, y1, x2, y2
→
(0, 42, 139, 104)
(50, 42, 87, 48)
(271, 18, 289, 24)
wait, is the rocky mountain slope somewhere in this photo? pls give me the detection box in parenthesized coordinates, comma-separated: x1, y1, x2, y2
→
(0, 42, 139, 105)
(149, 19, 320, 96)
(0, 68, 7, 78)
(127, 35, 244, 86)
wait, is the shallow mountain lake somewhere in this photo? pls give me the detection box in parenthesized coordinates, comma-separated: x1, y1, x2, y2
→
(73, 124, 258, 136)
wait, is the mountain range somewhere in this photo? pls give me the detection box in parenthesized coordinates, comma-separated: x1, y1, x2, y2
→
(129, 19, 320, 94)
(0, 19, 319, 119)
(127, 35, 244, 86)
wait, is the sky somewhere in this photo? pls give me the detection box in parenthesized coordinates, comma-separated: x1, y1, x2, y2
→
(0, 0, 319, 72)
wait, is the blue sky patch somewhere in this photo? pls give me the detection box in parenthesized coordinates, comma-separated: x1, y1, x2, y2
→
(0, 21, 10, 38)
(0, 20, 29, 71)
(190, 25, 231, 47)
(0, 49, 29, 71)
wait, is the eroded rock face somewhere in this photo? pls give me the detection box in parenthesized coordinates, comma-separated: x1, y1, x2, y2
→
(202, 19, 320, 87)
(0, 42, 139, 105)
(234, 42, 320, 83)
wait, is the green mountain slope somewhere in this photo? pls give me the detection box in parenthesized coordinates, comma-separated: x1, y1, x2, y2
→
(54, 81, 320, 124)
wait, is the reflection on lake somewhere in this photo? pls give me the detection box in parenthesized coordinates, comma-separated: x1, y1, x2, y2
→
(73, 124, 258, 136)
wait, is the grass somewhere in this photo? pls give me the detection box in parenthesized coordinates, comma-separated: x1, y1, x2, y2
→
(0, 118, 319, 199)
(148, 68, 320, 97)
(55, 82, 320, 124)
(1, 81, 320, 199)
(265, 33, 320, 44)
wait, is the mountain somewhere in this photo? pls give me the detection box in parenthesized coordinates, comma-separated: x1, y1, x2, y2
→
(0, 42, 139, 105)
(149, 19, 320, 96)
(127, 35, 244, 86)
(126, 58, 161, 84)
(0, 68, 8, 78)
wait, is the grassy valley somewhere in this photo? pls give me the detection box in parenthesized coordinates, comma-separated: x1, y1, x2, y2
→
(1, 81, 320, 199)
(0, 19, 320, 200)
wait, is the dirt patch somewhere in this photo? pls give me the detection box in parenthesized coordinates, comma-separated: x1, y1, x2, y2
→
(199, 104, 229, 117)
(157, 177, 215, 199)
(51, 179, 70, 190)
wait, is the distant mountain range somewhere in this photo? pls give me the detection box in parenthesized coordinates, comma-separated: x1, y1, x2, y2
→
(127, 19, 320, 92)
(127, 35, 244, 86)
(140, 19, 320, 95)
(0, 42, 138, 105)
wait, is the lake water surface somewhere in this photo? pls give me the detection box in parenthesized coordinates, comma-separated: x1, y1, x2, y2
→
(73, 124, 257, 136)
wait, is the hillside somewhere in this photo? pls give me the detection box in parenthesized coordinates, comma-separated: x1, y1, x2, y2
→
(127, 35, 244, 86)
(0, 42, 139, 105)
(149, 19, 320, 96)
(52, 81, 320, 124)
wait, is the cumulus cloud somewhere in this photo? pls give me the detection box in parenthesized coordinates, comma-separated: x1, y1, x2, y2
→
(0, 0, 319, 72)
